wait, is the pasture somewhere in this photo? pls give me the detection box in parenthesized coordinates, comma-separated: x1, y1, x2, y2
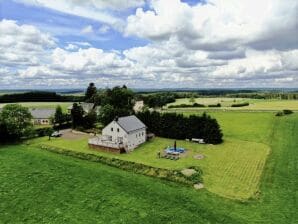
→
(166, 98, 298, 111)
(1, 113, 297, 223)
(30, 112, 274, 200)
(0, 102, 72, 112)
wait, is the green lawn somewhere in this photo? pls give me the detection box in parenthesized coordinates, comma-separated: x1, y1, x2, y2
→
(30, 112, 274, 200)
(0, 113, 297, 223)
(0, 102, 72, 112)
(166, 98, 298, 111)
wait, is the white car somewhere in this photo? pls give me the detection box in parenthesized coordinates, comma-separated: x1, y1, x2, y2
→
(51, 131, 62, 137)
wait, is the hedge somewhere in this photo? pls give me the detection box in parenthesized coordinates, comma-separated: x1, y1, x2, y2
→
(168, 103, 205, 108)
(231, 102, 249, 107)
(39, 145, 203, 185)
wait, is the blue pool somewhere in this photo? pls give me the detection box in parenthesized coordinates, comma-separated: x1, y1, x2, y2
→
(165, 147, 185, 154)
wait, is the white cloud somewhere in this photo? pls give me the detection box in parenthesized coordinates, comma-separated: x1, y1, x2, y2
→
(0, 19, 56, 66)
(81, 25, 94, 34)
(125, 0, 298, 51)
(17, 0, 145, 30)
(65, 44, 79, 50)
(98, 25, 110, 34)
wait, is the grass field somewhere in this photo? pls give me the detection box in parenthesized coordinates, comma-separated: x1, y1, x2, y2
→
(0, 113, 297, 223)
(166, 98, 298, 111)
(29, 112, 274, 200)
(0, 102, 72, 112)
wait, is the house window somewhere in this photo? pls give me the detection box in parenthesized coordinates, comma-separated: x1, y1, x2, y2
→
(111, 128, 113, 132)
(136, 134, 138, 138)
(117, 128, 119, 132)
(142, 132, 144, 136)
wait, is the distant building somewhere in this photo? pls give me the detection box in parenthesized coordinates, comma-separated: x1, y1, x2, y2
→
(133, 100, 144, 112)
(89, 115, 146, 153)
(67, 102, 100, 114)
(30, 108, 55, 125)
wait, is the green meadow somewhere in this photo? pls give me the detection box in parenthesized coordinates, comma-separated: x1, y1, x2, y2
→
(0, 102, 72, 112)
(166, 98, 298, 111)
(0, 113, 297, 223)
(30, 112, 274, 200)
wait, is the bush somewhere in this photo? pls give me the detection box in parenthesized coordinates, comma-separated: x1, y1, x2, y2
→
(35, 127, 53, 137)
(39, 145, 203, 186)
(283, 109, 293, 115)
(231, 102, 249, 107)
(208, 103, 221, 107)
(168, 103, 205, 108)
(276, 109, 294, 116)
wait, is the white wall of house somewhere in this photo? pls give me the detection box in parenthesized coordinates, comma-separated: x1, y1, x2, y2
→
(102, 121, 146, 151)
(102, 121, 128, 143)
(126, 128, 146, 151)
(33, 119, 51, 125)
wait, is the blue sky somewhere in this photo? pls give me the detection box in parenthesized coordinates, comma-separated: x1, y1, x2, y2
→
(0, 0, 297, 89)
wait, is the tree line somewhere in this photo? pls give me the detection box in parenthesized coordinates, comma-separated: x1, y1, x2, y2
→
(0, 91, 84, 103)
(136, 111, 223, 144)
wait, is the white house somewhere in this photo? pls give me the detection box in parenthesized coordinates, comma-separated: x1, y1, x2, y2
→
(88, 115, 146, 153)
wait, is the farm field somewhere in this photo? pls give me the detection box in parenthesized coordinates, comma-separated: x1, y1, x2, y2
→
(166, 98, 298, 111)
(0, 113, 297, 223)
(0, 102, 72, 112)
(30, 112, 273, 200)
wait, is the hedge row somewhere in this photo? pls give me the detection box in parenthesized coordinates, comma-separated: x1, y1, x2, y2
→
(168, 103, 205, 108)
(39, 145, 203, 185)
(231, 102, 249, 107)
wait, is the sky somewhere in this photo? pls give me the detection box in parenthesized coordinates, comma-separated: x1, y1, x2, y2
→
(0, 0, 297, 89)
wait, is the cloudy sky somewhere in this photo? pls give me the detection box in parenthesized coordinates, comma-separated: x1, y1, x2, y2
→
(0, 0, 297, 89)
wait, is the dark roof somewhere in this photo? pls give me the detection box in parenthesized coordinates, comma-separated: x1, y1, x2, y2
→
(116, 115, 146, 133)
(30, 108, 55, 119)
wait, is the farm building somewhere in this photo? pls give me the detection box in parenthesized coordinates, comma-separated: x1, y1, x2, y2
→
(67, 102, 100, 114)
(133, 100, 144, 112)
(30, 108, 55, 125)
(89, 115, 146, 153)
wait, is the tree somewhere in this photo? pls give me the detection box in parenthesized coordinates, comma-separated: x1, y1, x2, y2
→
(71, 103, 84, 128)
(0, 104, 33, 141)
(83, 109, 97, 129)
(85, 83, 97, 102)
(54, 105, 64, 127)
(99, 104, 115, 126)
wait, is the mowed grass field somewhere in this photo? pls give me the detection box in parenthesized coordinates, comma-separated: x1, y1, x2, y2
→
(30, 112, 273, 200)
(166, 98, 298, 111)
(0, 102, 72, 112)
(1, 113, 297, 223)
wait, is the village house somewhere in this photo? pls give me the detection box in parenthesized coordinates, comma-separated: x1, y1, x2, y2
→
(88, 115, 146, 153)
(67, 102, 100, 114)
(30, 108, 55, 125)
(133, 100, 144, 112)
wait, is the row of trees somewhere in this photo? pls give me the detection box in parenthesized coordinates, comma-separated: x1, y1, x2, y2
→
(0, 91, 84, 103)
(140, 92, 176, 108)
(136, 111, 223, 144)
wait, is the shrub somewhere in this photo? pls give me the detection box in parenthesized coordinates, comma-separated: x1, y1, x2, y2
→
(208, 103, 221, 107)
(35, 127, 53, 137)
(168, 103, 205, 108)
(283, 109, 293, 115)
(231, 102, 249, 107)
(276, 109, 294, 116)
